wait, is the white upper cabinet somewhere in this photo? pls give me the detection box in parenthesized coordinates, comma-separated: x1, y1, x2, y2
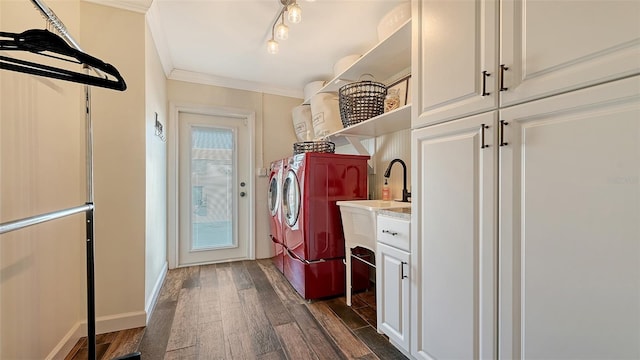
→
(412, 0, 499, 128)
(412, 0, 640, 128)
(500, 0, 640, 107)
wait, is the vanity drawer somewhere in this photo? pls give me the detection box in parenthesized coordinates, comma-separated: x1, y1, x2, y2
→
(377, 215, 410, 252)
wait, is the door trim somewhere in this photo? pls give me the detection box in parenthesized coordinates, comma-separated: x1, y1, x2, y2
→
(168, 102, 256, 269)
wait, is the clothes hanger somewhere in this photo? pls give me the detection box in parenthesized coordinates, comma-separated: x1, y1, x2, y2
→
(0, 28, 126, 91)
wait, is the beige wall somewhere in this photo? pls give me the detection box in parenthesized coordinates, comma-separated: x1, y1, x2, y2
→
(80, 2, 147, 326)
(144, 19, 169, 314)
(167, 80, 300, 260)
(263, 94, 300, 163)
(0, 1, 86, 358)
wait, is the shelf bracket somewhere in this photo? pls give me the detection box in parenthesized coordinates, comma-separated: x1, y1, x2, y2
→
(343, 135, 375, 173)
(344, 135, 370, 155)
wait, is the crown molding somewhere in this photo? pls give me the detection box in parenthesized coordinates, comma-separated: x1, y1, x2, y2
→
(82, 0, 151, 14)
(169, 69, 304, 100)
(146, 1, 173, 77)
(85, 0, 303, 99)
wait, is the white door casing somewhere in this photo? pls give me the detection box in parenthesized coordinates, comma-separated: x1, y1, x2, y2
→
(168, 104, 255, 268)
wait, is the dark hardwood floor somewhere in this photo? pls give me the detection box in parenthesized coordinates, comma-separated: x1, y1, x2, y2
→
(66, 259, 407, 360)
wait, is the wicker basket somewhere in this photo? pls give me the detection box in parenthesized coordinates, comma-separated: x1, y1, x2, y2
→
(338, 80, 387, 127)
(293, 141, 336, 155)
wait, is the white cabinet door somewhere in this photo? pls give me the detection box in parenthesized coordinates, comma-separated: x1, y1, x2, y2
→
(499, 76, 640, 359)
(376, 242, 410, 352)
(412, 0, 498, 128)
(500, 0, 640, 107)
(411, 111, 497, 360)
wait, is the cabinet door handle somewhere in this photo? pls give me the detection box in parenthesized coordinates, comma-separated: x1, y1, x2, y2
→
(401, 261, 408, 279)
(500, 120, 509, 146)
(500, 64, 509, 92)
(481, 70, 491, 96)
(481, 124, 490, 149)
(382, 229, 398, 236)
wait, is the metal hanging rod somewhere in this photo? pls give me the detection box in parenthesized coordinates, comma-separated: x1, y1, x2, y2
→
(30, 0, 105, 78)
(31, 0, 82, 51)
(0, 204, 93, 235)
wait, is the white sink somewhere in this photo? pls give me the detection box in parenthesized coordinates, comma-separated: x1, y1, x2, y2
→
(336, 199, 412, 211)
(337, 199, 411, 306)
(337, 199, 411, 252)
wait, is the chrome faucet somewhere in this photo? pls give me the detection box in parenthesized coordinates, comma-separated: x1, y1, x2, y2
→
(383, 159, 411, 202)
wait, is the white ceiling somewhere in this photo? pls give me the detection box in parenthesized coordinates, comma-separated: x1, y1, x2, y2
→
(90, 0, 408, 99)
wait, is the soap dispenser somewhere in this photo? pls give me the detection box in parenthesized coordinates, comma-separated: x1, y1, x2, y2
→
(382, 178, 390, 201)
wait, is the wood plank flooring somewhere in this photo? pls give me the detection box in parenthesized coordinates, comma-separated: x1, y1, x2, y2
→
(66, 259, 407, 360)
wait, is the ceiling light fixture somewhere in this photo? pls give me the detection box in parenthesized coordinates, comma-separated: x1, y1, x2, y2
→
(275, 13, 289, 40)
(287, 2, 302, 24)
(267, 0, 302, 54)
(267, 32, 279, 55)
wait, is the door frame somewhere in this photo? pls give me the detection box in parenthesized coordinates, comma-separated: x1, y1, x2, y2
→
(168, 102, 256, 269)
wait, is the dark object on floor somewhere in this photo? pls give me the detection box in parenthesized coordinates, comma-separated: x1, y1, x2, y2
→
(112, 352, 141, 360)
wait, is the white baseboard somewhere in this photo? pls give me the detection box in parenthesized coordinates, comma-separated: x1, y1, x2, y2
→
(47, 263, 168, 359)
(46, 311, 147, 359)
(46, 322, 84, 360)
(94, 311, 147, 334)
(146, 261, 168, 323)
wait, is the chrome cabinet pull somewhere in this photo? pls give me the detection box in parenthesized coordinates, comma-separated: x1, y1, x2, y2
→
(481, 70, 491, 96)
(481, 124, 490, 149)
(500, 120, 509, 146)
(382, 229, 398, 236)
(500, 64, 509, 92)
(401, 261, 408, 279)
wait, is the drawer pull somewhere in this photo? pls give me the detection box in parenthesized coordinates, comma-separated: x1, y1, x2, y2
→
(481, 124, 490, 149)
(500, 120, 509, 147)
(481, 70, 491, 96)
(500, 64, 509, 92)
(401, 261, 408, 279)
(382, 229, 398, 236)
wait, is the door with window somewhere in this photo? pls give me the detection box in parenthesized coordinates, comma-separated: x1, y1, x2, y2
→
(178, 111, 250, 265)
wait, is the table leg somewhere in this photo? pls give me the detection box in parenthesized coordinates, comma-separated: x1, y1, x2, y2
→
(345, 247, 352, 306)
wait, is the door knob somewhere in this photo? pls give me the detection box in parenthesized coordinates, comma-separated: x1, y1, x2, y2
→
(240, 192, 246, 197)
